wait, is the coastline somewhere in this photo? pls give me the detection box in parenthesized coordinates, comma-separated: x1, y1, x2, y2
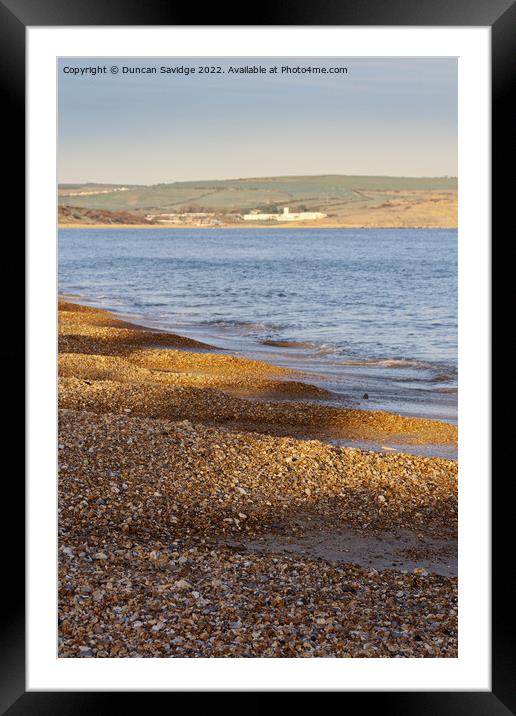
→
(59, 298, 457, 448)
(59, 221, 458, 230)
(58, 299, 458, 657)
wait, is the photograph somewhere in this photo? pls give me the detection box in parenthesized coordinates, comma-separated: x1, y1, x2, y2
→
(56, 56, 459, 659)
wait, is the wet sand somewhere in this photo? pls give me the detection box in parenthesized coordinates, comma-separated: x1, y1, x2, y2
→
(58, 299, 457, 657)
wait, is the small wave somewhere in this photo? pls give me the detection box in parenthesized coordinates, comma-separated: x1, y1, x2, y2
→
(261, 339, 317, 349)
(314, 344, 340, 356)
(337, 358, 426, 368)
(336, 358, 457, 375)
(197, 319, 291, 334)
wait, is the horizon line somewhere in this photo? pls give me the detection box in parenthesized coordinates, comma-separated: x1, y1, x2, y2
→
(59, 172, 458, 187)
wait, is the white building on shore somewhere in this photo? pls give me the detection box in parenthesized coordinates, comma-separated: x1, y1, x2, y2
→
(243, 206, 326, 222)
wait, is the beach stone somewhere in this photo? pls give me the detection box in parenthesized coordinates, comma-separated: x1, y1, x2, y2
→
(57, 299, 458, 659)
(174, 579, 191, 590)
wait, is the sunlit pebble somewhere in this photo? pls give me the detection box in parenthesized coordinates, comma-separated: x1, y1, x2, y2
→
(57, 302, 457, 658)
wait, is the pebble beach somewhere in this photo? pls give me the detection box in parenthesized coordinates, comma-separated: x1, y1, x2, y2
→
(58, 299, 458, 658)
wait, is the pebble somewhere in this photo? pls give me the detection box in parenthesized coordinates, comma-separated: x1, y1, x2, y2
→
(57, 300, 458, 659)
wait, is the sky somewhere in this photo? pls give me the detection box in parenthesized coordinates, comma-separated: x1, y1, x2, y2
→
(58, 57, 457, 184)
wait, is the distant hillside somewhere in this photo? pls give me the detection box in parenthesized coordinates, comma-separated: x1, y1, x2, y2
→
(58, 175, 457, 228)
(58, 206, 155, 226)
(58, 175, 455, 210)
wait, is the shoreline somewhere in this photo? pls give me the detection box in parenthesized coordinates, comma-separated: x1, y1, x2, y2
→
(59, 222, 458, 230)
(58, 296, 457, 450)
(58, 298, 458, 658)
(59, 289, 458, 435)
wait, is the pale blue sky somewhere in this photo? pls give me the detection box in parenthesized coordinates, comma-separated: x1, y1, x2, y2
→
(58, 57, 457, 184)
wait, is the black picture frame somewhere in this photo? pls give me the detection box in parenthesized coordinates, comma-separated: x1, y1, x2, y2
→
(4, 0, 505, 709)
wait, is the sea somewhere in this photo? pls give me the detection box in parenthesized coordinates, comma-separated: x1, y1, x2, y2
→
(58, 227, 457, 425)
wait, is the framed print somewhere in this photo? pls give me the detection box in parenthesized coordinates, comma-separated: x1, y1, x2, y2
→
(4, 0, 507, 709)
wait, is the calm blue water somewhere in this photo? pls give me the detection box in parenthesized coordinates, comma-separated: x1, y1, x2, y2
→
(58, 228, 457, 423)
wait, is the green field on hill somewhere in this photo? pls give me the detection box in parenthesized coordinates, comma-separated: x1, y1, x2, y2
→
(58, 175, 457, 214)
